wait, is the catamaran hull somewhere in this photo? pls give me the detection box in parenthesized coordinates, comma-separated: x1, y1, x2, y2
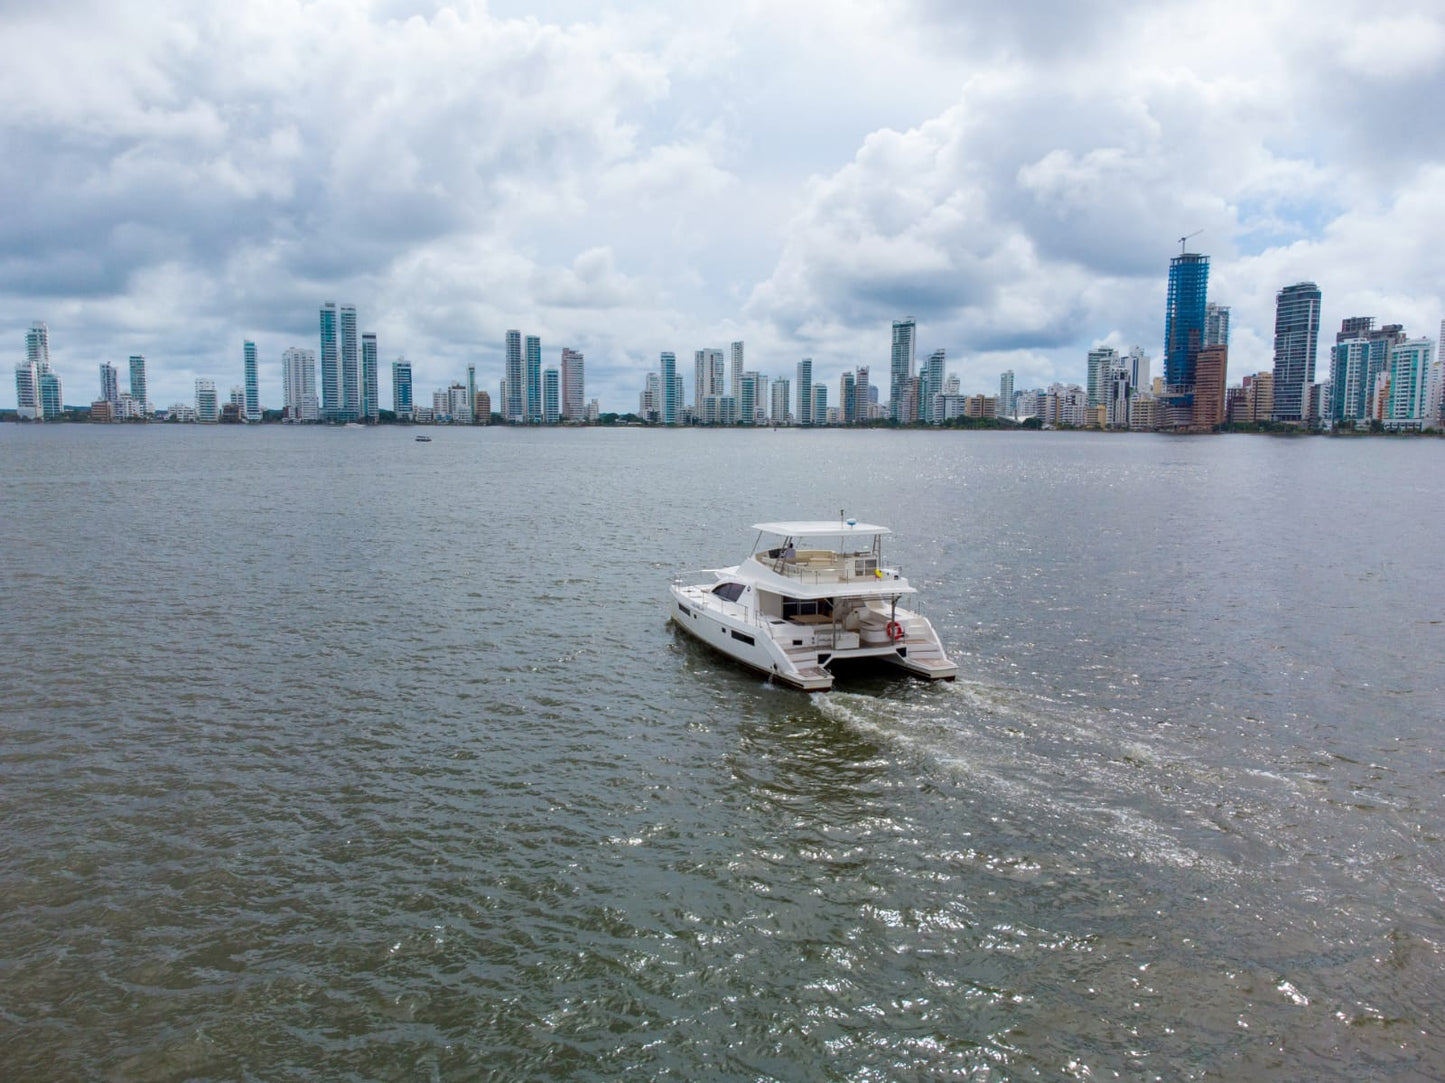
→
(668, 584, 956, 692)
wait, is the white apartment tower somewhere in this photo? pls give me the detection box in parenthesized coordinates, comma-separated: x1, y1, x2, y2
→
(561, 348, 584, 419)
(283, 347, 319, 422)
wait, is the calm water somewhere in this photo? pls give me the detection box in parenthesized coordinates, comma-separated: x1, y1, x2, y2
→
(2, 424, 1442, 1080)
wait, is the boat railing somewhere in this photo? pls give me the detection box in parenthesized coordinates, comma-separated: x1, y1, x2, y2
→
(755, 551, 901, 584)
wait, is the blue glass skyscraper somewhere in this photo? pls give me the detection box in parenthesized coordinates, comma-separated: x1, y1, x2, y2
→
(1163, 253, 1209, 418)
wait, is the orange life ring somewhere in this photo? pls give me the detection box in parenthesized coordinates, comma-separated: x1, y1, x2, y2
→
(886, 620, 904, 641)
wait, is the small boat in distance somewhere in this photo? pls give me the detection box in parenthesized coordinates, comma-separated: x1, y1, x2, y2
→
(415, 434, 432, 442)
(669, 517, 957, 691)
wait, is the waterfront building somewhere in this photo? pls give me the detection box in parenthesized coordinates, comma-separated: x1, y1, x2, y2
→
(525, 335, 542, 423)
(361, 335, 379, 422)
(1228, 372, 1273, 425)
(283, 347, 319, 421)
(660, 353, 682, 424)
(811, 383, 828, 424)
(450, 382, 472, 422)
(1163, 252, 1209, 426)
(730, 341, 744, 402)
(890, 318, 916, 422)
(1271, 282, 1322, 423)
(16, 322, 54, 420)
(854, 367, 871, 421)
(998, 370, 1014, 418)
(922, 349, 945, 423)
(391, 358, 413, 420)
(1103, 361, 1132, 428)
(1329, 319, 1405, 425)
(840, 371, 857, 424)
(1123, 347, 1151, 399)
(1205, 303, 1230, 348)
(466, 364, 476, 422)
(195, 379, 219, 423)
(128, 355, 149, 417)
(695, 348, 724, 413)
(640, 371, 661, 422)
(474, 390, 492, 424)
(1086, 346, 1119, 410)
(339, 304, 359, 422)
(242, 341, 259, 421)
(1386, 339, 1434, 430)
(543, 367, 560, 424)
(99, 362, 119, 406)
(505, 330, 524, 423)
(38, 368, 63, 420)
(319, 303, 340, 421)
(796, 358, 813, 425)
(14, 355, 39, 419)
(1193, 345, 1228, 429)
(771, 378, 791, 424)
(561, 348, 584, 420)
(739, 372, 762, 426)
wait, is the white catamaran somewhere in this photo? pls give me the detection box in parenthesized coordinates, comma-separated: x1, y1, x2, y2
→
(669, 517, 957, 691)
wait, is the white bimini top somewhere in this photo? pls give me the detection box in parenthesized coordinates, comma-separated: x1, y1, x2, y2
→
(752, 520, 890, 538)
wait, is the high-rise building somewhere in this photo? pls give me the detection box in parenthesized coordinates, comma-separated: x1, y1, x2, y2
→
(796, 358, 813, 425)
(99, 361, 119, 405)
(466, 364, 476, 423)
(1164, 252, 1209, 425)
(129, 354, 149, 418)
(840, 371, 857, 424)
(641, 371, 661, 422)
(1086, 347, 1118, 409)
(339, 304, 359, 422)
(811, 384, 828, 424)
(505, 330, 524, 423)
(561, 348, 584, 419)
(17, 322, 53, 420)
(1193, 345, 1228, 429)
(357, 334, 378, 422)
(474, 390, 492, 424)
(1123, 347, 1151, 398)
(195, 379, 219, 423)
(525, 335, 542, 422)
(771, 378, 790, 424)
(1205, 303, 1231, 348)
(890, 318, 916, 421)
(543, 367, 560, 424)
(1386, 339, 1434, 430)
(283, 347, 319, 421)
(739, 372, 761, 425)
(730, 341, 744, 401)
(319, 303, 340, 421)
(855, 367, 871, 421)
(660, 352, 682, 424)
(15, 357, 40, 419)
(242, 340, 260, 421)
(999, 370, 1015, 418)
(1328, 318, 1404, 425)
(922, 349, 945, 423)
(693, 348, 724, 412)
(392, 358, 413, 420)
(1270, 282, 1321, 423)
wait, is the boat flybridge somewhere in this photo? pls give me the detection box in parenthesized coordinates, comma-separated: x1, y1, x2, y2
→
(669, 517, 957, 691)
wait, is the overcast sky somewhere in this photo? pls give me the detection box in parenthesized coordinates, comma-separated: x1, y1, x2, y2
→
(5, 0, 1444, 413)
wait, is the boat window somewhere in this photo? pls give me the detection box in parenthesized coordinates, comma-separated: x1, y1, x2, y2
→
(712, 582, 745, 603)
(782, 597, 833, 619)
(730, 630, 755, 645)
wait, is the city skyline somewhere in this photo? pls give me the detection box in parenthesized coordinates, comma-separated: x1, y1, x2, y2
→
(3, 3, 1444, 411)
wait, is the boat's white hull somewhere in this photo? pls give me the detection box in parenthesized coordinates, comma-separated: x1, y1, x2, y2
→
(669, 583, 956, 692)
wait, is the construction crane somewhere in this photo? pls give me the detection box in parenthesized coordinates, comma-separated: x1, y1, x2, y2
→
(1178, 229, 1202, 254)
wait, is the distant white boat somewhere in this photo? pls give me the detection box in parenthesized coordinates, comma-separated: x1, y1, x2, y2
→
(415, 434, 431, 442)
(669, 517, 957, 691)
